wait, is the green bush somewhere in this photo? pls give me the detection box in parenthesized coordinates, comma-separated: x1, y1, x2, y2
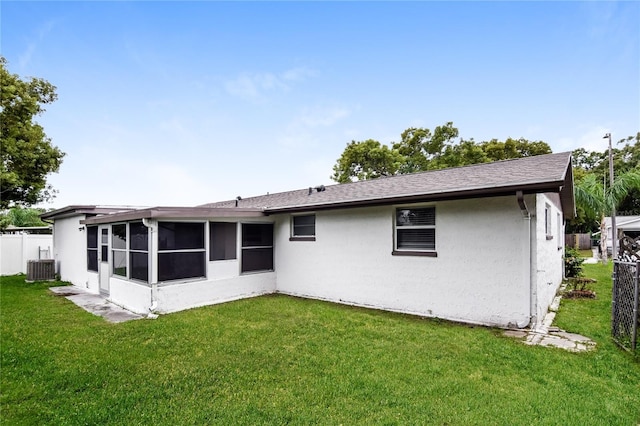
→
(564, 247, 585, 277)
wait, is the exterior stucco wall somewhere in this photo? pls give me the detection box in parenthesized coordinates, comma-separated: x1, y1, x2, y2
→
(52, 215, 91, 289)
(108, 277, 151, 314)
(532, 193, 565, 327)
(274, 196, 532, 328)
(155, 272, 276, 314)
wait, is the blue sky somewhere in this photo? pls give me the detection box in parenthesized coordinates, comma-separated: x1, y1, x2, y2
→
(3, 1, 639, 209)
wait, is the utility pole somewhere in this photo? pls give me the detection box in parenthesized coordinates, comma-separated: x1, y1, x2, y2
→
(604, 132, 617, 260)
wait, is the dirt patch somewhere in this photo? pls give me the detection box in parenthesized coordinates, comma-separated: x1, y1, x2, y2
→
(564, 290, 596, 299)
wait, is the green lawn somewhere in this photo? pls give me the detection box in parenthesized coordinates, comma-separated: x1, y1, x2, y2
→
(1, 265, 639, 425)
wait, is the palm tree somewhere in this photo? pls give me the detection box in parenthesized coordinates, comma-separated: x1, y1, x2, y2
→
(574, 171, 640, 261)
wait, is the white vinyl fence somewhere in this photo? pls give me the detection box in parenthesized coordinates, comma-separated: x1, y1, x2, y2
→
(0, 234, 53, 275)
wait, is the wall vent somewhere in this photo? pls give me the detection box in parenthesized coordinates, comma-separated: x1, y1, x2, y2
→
(26, 259, 56, 281)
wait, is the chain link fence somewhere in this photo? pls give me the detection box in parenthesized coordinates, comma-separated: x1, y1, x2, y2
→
(612, 260, 639, 351)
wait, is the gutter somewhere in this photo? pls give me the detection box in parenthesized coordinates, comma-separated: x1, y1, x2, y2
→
(516, 191, 535, 328)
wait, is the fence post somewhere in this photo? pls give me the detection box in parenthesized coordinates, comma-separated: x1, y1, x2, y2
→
(632, 262, 639, 351)
(612, 262, 618, 338)
(21, 232, 29, 274)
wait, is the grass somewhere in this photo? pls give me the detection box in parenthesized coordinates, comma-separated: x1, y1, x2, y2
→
(1, 267, 639, 425)
(577, 248, 594, 258)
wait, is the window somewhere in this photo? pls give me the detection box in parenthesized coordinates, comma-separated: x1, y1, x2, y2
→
(112, 224, 127, 277)
(393, 207, 436, 256)
(545, 204, 553, 240)
(109, 222, 149, 282)
(101, 229, 108, 263)
(87, 226, 98, 272)
(210, 222, 237, 261)
(291, 214, 315, 240)
(129, 221, 149, 282)
(158, 222, 205, 282)
(241, 223, 274, 273)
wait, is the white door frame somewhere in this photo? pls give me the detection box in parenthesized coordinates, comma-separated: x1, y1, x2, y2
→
(98, 225, 110, 296)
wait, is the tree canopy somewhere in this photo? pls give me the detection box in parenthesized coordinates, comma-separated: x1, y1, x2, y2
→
(0, 207, 48, 230)
(1, 56, 65, 209)
(569, 133, 640, 234)
(331, 122, 552, 183)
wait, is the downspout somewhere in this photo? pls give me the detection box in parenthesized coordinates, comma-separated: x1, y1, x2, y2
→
(516, 191, 535, 328)
(142, 218, 158, 313)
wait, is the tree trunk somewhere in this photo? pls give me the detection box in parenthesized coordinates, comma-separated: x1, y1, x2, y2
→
(599, 214, 608, 264)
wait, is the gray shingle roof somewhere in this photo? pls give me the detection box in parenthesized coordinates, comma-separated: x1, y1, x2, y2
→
(201, 152, 574, 217)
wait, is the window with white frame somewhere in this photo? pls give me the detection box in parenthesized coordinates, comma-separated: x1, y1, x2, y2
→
(394, 207, 436, 255)
(112, 224, 127, 277)
(110, 222, 149, 282)
(101, 229, 108, 263)
(87, 226, 98, 272)
(291, 214, 315, 240)
(241, 223, 274, 273)
(129, 221, 149, 282)
(158, 222, 206, 282)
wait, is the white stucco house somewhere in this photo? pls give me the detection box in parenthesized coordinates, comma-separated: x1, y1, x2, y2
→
(41, 152, 575, 329)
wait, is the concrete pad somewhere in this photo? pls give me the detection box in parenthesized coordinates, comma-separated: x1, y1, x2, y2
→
(505, 291, 596, 352)
(551, 331, 595, 344)
(50, 286, 144, 323)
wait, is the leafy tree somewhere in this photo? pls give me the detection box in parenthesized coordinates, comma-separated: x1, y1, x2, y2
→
(480, 137, 551, 161)
(331, 139, 403, 183)
(0, 207, 47, 230)
(0, 56, 65, 209)
(331, 122, 552, 182)
(439, 139, 489, 168)
(392, 122, 460, 173)
(574, 171, 640, 261)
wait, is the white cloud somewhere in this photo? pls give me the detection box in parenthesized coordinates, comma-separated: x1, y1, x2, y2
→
(555, 125, 612, 153)
(277, 104, 352, 148)
(298, 106, 351, 128)
(281, 67, 318, 82)
(224, 67, 317, 102)
(224, 72, 284, 100)
(18, 20, 55, 68)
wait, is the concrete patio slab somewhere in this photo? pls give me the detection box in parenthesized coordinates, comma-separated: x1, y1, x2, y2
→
(50, 286, 145, 323)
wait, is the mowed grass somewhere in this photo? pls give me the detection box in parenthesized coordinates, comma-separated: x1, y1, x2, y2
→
(1, 266, 639, 425)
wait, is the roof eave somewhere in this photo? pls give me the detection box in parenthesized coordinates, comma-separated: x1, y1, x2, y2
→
(40, 205, 139, 220)
(81, 207, 266, 225)
(264, 180, 568, 214)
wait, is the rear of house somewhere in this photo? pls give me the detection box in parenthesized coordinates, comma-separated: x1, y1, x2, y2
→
(42, 152, 574, 329)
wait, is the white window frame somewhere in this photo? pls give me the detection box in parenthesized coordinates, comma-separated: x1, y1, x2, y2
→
(393, 206, 437, 257)
(241, 222, 274, 274)
(87, 226, 99, 272)
(111, 223, 128, 277)
(157, 221, 206, 283)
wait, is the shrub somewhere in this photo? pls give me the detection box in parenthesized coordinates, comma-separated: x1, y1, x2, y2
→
(564, 247, 585, 278)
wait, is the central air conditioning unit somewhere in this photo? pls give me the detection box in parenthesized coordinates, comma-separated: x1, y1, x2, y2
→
(26, 259, 56, 282)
